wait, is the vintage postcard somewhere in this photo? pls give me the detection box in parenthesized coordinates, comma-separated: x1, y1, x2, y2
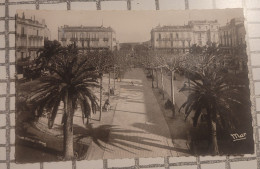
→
(15, 9, 254, 163)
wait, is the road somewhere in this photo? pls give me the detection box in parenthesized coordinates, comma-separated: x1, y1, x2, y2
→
(87, 68, 176, 160)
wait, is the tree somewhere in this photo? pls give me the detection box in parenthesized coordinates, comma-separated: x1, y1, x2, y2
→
(29, 46, 99, 160)
(35, 40, 64, 71)
(179, 51, 248, 154)
(152, 51, 186, 117)
(86, 50, 115, 120)
(114, 50, 131, 82)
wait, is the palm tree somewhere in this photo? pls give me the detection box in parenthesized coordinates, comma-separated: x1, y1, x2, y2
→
(29, 48, 99, 160)
(35, 40, 64, 70)
(179, 52, 249, 155)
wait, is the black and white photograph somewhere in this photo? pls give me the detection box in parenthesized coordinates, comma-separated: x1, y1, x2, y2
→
(15, 9, 254, 163)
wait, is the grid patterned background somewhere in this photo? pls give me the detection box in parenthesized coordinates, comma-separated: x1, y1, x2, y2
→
(0, 0, 260, 169)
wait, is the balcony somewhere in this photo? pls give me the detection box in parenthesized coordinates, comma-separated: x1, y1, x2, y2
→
(156, 37, 191, 41)
(16, 45, 27, 49)
(28, 46, 42, 50)
(91, 38, 99, 41)
(19, 34, 27, 39)
(70, 38, 78, 41)
(28, 35, 43, 40)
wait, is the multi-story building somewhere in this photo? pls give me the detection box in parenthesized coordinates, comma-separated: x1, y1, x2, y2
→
(151, 25, 192, 53)
(188, 20, 219, 46)
(15, 13, 51, 78)
(219, 18, 246, 53)
(58, 25, 117, 51)
(219, 18, 247, 71)
(150, 20, 220, 53)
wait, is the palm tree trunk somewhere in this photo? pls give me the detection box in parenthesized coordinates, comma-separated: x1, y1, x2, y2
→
(171, 70, 175, 105)
(161, 68, 164, 99)
(206, 108, 219, 155)
(63, 92, 74, 160)
(113, 66, 116, 89)
(211, 120, 219, 154)
(119, 66, 122, 82)
(156, 69, 158, 88)
(99, 75, 103, 121)
(152, 69, 154, 88)
(108, 72, 111, 101)
(171, 70, 175, 117)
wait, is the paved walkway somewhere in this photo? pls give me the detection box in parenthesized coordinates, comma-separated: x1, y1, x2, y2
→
(87, 68, 176, 160)
(155, 70, 188, 111)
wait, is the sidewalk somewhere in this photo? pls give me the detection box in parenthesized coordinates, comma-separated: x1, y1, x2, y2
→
(86, 68, 176, 160)
(152, 71, 192, 156)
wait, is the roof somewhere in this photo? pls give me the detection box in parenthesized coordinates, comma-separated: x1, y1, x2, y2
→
(16, 15, 47, 28)
(188, 20, 218, 25)
(219, 17, 245, 30)
(151, 25, 192, 32)
(59, 25, 115, 33)
(151, 20, 220, 32)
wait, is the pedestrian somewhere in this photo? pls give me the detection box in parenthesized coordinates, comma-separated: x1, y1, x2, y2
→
(104, 99, 110, 112)
(179, 82, 187, 92)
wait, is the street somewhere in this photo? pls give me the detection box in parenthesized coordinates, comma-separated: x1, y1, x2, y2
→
(86, 68, 177, 160)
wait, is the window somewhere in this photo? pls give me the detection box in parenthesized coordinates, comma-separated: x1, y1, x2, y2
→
(21, 27, 25, 35)
(158, 33, 161, 40)
(37, 30, 39, 36)
(170, 33, 173, 39)
(182, 41, 185, 47)
(176, 33, 179, 39)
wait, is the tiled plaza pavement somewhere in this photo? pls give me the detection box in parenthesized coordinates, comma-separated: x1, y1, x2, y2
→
(87, 68, 177, 160)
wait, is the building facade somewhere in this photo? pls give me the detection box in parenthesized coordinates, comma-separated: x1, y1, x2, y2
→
(58, 25, 117, 51)
(151, 25, 192, 53)
(219, 18, 246, 53)
(15, 13, 51, 78)
(219, 18, 247, 71)
(151, 20, 220, 52)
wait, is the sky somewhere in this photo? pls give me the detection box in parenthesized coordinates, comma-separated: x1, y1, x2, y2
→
(17, 9, 244, 43)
